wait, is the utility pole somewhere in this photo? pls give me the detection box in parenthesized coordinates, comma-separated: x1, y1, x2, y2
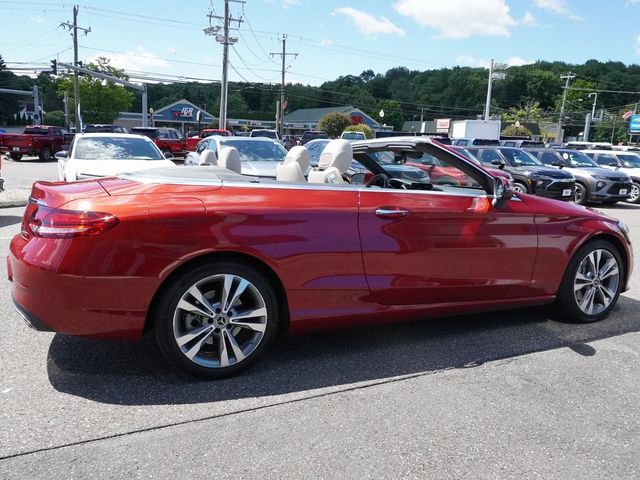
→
(205, 1, 244, 130)
(556, 73, 576, 143)
(270, 35, 298, 137)
(60, 6, 90, 132)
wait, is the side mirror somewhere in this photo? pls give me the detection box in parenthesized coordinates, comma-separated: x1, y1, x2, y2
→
(54, 150, 68, 160)
(492, 176, 513, 207)
(491, 159, 506, 170)
(552, 161, 564, 169)
(163, 152, 175, 160)
(609, 162, 619, 167)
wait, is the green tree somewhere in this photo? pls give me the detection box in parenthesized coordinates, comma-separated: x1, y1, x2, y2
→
(373, 99, 404, 131)
(502, 124, 533, 137)
(57, 57, 134, 125)
(502, 100, 544, 123)
(344, 123, 374, 138)
(317, 112, 352, 138)
(45, 110, 65, 126)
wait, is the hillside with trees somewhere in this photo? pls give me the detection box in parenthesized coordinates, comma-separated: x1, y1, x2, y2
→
(2, 53, 640, 141)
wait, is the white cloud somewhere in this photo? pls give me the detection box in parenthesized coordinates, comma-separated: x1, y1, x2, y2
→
(283, 0, 300, 9)
(627, 0, 640, 4)
(31, 17, 46, 24)
(320, 39, 334, 47)
(521, 11, 537, 26)
(534, 0, 584, 21)
(455, 55, 532, 68)
(394, 0, 517, 39)
(332, 7, 406, 37)
(93, 46, 171, 73)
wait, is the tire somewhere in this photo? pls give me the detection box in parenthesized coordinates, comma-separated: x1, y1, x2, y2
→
(9, 153, 22, 161)
(626, 181, 640, 205)
(38, 146, 52, 161)
(154, 261, 279, 379)
(574, 182, 589, 205)
(512, 181, 528, 194)
(554, 239, 623, 323)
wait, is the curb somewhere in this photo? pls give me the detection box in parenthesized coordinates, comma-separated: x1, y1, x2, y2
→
(0, 189, 30, 209)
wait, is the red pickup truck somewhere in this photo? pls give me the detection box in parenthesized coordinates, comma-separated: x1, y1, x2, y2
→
(185, 129, 232, 151)
(0, 126, 66, 161)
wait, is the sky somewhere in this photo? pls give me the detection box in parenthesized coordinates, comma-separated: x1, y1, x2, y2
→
(3, 0, 640, 87)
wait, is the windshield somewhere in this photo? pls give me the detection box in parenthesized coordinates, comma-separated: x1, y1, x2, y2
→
(219, 139, 288, 162)
(621, 154, 640, 168)
(500, 148, 542, 166)
(73, 137, 164, 160)
(559, 150, 599, 167)
(341, 132, 365, 140)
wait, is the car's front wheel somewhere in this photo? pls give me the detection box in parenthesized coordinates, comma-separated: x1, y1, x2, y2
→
(555, 239, 623, 322)
(154, 262, 279, 378)
(626, 181, 640, 204)
(574, 182, 588, 205)
(512, 181, 528, 194)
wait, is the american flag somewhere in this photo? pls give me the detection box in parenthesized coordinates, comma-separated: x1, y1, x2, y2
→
(622, 110, 634, 121)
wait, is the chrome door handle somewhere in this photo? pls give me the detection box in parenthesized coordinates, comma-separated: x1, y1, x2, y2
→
(375, 208, 410, 218)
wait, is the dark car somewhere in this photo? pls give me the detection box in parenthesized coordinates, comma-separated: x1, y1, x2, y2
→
(299, 130, 329, 145)
(467, 146, 575, 201)
(526, 148, 631, 205)
(83, 124, 128, 133)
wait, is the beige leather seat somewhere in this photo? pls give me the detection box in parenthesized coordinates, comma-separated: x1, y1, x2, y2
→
(217, 146, 242, 174)
(307, 139, 352, 184)
(200, 149, 218, 166)
(276, 146, 309, 182)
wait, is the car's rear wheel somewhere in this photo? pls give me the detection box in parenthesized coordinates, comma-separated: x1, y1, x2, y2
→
(626, 181, 640, 204)
(574, 182, 588, 205)
(555, 239, 623, 322)
(512, 181, 528, 194)
(154, 262, 279, 379)
(39, 146, 52, 161)
(9, 153, 22, 161)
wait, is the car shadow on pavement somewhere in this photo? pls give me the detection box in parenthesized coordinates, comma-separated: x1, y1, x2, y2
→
(46, 294, 640, 405)
(0, 215, 22, 227)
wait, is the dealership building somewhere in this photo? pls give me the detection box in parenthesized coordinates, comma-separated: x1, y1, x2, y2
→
(116, 100, 382, 134)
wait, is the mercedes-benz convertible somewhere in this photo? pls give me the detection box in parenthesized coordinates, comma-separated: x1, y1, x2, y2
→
(8, 138, 633, 378)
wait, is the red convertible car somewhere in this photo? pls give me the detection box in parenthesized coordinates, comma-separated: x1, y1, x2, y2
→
(8, 137, 633, 378)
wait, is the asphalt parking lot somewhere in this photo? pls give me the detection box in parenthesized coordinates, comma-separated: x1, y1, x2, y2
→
(1, 157, 640, 479)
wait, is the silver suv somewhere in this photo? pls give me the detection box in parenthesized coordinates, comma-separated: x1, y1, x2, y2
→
(584, 150, 640, 204)
(526, 148, 631, 205)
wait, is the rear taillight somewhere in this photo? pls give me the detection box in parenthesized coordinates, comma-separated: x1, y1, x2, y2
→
(22, 199, 119, 238)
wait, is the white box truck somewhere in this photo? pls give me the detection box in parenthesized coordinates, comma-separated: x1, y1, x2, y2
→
(451, 120, 501, 140)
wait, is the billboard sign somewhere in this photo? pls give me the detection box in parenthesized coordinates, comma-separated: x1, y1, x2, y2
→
(629, 114, 640, 134)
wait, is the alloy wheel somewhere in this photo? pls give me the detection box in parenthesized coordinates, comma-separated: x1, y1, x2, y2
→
(172, 273, 268, 369)
(629, 183, 640, 204)
(573, 249, 620, 316)
(574, 183, 587, 205)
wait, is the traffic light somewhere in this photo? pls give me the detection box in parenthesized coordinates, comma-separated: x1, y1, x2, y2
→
(50, 59, 57, 75)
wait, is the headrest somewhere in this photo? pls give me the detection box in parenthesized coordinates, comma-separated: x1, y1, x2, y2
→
(200, 149, 217, 165)
(318, 139, 352, 173)
(284, 146, 310, 170)
(218, 146, 241, 174)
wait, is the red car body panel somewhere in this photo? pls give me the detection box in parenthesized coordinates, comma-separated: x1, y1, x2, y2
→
(0, 126, 65, 157)
(8, 169, 633, 341)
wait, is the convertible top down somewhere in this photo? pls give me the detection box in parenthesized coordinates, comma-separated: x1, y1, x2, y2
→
(8, 137, 633, 378)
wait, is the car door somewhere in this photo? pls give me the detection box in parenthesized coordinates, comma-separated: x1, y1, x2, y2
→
(358, 186, 537, 306)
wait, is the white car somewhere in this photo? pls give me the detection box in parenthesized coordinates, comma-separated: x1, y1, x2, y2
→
(185, 136, 288, 178)
(584, 149, 640, 204)
(56, 133, 176, 181)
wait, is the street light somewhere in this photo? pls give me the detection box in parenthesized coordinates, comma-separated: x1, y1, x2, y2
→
(378, 109, 384, 131)
(589, 92, 598, 119)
